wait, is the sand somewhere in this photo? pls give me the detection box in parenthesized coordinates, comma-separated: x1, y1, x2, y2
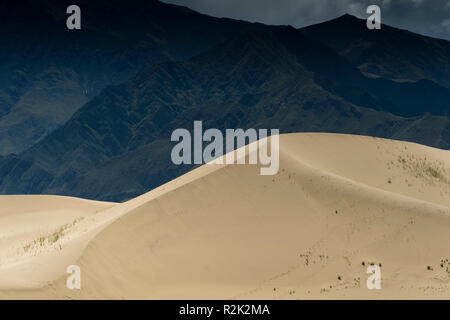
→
(1, 133, 449, 299)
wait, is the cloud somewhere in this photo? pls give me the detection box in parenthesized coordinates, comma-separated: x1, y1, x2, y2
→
(163, 0, 450, 40)
(443, 19, 450, 33)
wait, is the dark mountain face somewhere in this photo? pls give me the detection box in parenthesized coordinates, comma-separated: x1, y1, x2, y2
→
(0, 25, 448, 201)
(300, 14, 450, 89)
(0, 0, 252, 155)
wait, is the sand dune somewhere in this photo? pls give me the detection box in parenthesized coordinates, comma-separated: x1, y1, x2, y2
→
(1, 133, 450, 299)
(0, 195, 114, 291)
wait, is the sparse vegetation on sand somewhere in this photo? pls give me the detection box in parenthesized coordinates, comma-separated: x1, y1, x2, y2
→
(23, 217, 85, 252)
(397, 154, 448, 184)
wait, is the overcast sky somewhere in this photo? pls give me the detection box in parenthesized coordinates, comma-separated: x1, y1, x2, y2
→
(163, 0, 450, 40)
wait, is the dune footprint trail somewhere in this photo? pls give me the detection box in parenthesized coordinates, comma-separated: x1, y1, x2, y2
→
(1, 133, 450, 299)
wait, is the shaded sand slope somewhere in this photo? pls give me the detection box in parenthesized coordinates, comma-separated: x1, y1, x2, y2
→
(2, 133, 450, 299)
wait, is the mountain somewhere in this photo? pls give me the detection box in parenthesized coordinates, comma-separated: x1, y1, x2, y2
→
(300, 14, 450, 89)
(0, 25, 448, 201)
(0, 0, 253, 154)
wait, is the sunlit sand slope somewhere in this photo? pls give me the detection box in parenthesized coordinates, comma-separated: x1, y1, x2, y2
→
(1, 133, 450, 299)
(0, 195, 115, 291)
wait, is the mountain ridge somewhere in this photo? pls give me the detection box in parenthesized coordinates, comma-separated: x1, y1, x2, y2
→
(0, 0, 256, 155)
(300, 13, 450, 89)
(0, 24, 448, 201)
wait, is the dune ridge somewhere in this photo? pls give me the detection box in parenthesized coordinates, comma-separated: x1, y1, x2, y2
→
(1, 133, 450, 299)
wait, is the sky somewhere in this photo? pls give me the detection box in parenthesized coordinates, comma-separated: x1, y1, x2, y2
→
(163, 0, 450, 40)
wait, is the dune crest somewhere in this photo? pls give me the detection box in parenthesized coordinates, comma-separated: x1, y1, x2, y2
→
(1, 133, 450, 299)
